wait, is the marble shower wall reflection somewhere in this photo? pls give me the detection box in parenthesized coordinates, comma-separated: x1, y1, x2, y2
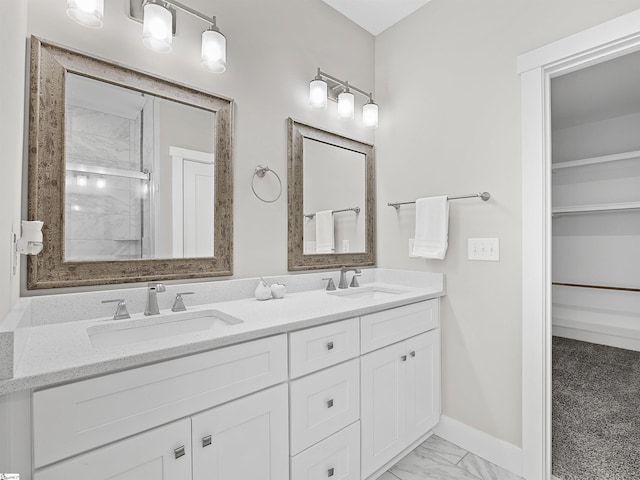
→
(64, 74, 151, 261)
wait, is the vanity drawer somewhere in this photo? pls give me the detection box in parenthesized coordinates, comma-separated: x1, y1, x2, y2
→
(289, 318, 359, 379)
(289, 359, 360, 455)
(290, 422, 360, 480)
(33, 334, 287, 468)
(360, 300, 439, 354)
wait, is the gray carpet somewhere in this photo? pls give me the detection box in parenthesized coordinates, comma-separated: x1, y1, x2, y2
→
(552, 336, 640, 480)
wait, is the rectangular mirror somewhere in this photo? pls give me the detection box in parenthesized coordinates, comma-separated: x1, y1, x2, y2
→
(288, 118, 375, 270)
(64, 73, 216, 261)
(28, 38, 233, 288)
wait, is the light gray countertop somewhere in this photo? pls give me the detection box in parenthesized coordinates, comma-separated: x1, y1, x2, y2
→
(0, 281, 444, 395)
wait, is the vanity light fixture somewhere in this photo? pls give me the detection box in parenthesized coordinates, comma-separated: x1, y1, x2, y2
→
(309, 68, 378, 128)
(337, 83, 355, 120)
(138, 0, 227, 72)
(66, 0, 104, 28)
(142, 1, 173, 53)
(67, 0, 227, 73)
(309, 69, 328, 110)
(362, 95, 379, 129)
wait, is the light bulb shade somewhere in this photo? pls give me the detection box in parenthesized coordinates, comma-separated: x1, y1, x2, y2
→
(66, 0, 104, 28)
(337, 91, 355, 119)
(363, 102, 379, 128)
(309, 79, 328, 110)
(201, 29, 227, 73)
(143, 3, 173, 53)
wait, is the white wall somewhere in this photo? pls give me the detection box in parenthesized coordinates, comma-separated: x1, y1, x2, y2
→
(22, 0, 374, 290)
(374, 0, 640, 448)
(0, 1, 27, 320)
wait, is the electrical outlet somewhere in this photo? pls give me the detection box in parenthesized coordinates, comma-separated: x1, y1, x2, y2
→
(468, 238, 500, 261)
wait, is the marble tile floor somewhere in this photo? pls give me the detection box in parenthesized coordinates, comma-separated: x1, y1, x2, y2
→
(379, 435, 522, 480)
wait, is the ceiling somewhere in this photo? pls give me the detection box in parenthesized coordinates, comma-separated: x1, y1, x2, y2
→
(552, 49, 640, 130)
(321, 0, 433, 36)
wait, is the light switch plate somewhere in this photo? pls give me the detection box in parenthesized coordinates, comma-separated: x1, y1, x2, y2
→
(468, 238, 500, 261)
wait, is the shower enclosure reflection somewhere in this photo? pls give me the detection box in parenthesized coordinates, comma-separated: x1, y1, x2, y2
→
(64, 73, 215, 261)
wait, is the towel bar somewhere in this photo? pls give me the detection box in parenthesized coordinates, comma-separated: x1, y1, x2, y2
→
(388, 192, 490, 210)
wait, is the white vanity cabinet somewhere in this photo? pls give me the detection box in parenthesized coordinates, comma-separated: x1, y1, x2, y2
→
(32, 335, 289, 479)
(23, 296, 441, 480)
(191, 384, 289, 480)
(360, 305, 441, 479)
(288, 319, 362, 480)
(34, 418, 192, 480)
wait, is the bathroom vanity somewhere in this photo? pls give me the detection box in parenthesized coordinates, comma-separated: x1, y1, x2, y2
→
(0, 270, 443, 480)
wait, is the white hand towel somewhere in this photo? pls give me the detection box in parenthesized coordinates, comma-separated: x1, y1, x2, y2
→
(315, 210, 335, 253)
(412, 196, 449, 259)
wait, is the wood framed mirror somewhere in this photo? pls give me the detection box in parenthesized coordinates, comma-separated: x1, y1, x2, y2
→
(288, 118, 375, 271)
(27, 37, 233, 289)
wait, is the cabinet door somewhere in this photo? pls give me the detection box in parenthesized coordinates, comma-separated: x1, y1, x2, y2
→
(360, 341, 407, 479)
(192, 384, 289, 480)
(34, 418, 191, 480)
(406, 330, 441, 443)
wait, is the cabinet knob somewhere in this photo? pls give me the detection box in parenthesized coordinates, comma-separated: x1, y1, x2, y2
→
(410, 351, 416, 357)
(202, 435, 212, 448)
(174, 445, 186, 459)
(401, 355, 407, 362)
(328, 467, 335, 477)
(327, 341, 334, 350)
(327, 398, 334, 408)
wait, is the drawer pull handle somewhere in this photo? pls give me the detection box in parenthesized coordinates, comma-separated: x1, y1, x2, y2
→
(327, 341, 334, 350)
(401, 355, 407, 362)
(328, 467, 335, 477)
(410, 351, 416, 357)
(327, 398, 334, 408)
(174, 445, 186, 459)
(202, 435, 212, 448)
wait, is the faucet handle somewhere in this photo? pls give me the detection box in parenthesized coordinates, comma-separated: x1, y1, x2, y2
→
(101, 298, 131, 320)
(171, 292, 195, 312)
(350, 273, 361, 288)
(322, 278, 337, 291)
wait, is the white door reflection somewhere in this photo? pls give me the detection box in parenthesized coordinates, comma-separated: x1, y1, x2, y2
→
(169, 147, 215, 258)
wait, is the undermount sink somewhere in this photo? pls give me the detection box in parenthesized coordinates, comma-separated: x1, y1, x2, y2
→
(87, 309, 243, 348)
(327, 285, 408, 300)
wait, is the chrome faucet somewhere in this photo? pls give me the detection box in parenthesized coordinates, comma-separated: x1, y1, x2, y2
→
(145, 282, 166, 315)
(338, 267, 361, 289)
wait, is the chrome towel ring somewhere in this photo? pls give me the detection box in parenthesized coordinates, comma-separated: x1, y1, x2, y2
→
(251, 165, 282, 203)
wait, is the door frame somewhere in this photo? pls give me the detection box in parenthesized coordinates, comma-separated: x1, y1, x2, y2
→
(518, 9, 640, 480)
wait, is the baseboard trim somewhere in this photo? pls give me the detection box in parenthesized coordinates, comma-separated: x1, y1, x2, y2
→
(433, 415, 522, 477)
(553, 325, 640, 352)
(365, 430, 434, 480)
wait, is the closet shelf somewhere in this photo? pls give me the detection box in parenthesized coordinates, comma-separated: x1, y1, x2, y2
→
(552, 201, 640, 216)
(552, 149, 640, 171)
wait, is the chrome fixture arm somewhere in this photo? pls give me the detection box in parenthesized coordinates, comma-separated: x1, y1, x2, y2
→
(304, 206, 360, 220)
(316, 68, 373, 100)
(145, 282, 166, 316)
(338, 267, 361, 289)
(145, 0, 216, 25)
(388, 192, 491, 210)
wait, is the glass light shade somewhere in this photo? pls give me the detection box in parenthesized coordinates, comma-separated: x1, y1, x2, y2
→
(309, 79, 328, 110)
(66, 0, 104, 28)
(201, 29, 227, 73)
(337, 90, 355, 119)
(143, 3, 173, 53)
(363, 102, 379, 129)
